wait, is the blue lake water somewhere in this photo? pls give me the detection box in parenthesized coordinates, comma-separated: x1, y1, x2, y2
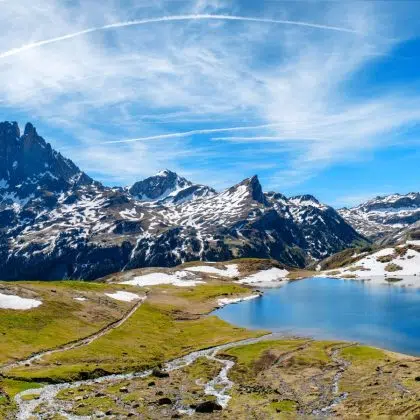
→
(214, 277, 420, 356)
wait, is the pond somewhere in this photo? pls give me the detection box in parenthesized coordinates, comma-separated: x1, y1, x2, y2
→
(214, 277, 420, 356)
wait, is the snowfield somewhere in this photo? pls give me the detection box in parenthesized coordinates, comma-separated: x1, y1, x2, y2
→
(217, 294, 261, 307)
(105, 291, 143, 302)
(323, 244, 420, 287)
(236, 267, 289, 286)
(0, 293, 42, 310)
(120, 271, 205, 287)
(185, 264, 240, 278)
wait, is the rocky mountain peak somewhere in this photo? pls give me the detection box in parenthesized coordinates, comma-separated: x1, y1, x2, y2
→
(289, 194, 323, 209)
(339, 192, 420, 240)
(155, 169, 175, 177)
(235, 175, 266, 204)
(129, 170, 191, 201)
(359, 192, 420, 212)
(23, 122, 37, 137)
(0, 121, 92, 193)
(0, 121, 20, 140)
(128, 170, 216, 205)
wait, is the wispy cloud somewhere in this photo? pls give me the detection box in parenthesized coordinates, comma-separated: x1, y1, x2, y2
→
(0, 0, 419, 193)
(0, 14, 361, 60)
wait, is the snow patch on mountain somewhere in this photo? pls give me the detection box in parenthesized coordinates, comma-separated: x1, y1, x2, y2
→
(185, 264, 240, 278)
(0, 293, 42, 310)
(120, 271, 205, 287)
(339, 192, 420, 241)
(217, 294, 261, 307)
(236, 267, 289, 285)
(128, 169, 215, 205)
(322, 242, 420, 287)
(105, 291, 142, 302)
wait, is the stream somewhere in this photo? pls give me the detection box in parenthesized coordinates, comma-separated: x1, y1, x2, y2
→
(14, 333, 352, 419)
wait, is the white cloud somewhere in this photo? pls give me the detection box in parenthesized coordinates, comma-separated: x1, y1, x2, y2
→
(0, 0, 419, 190)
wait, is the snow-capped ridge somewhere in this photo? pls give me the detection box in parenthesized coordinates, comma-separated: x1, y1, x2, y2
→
(0, 121, 366, 281)
(224, 175, 266, 204)
(289, 194, 325, 209)
(155, 169, 174, 177)
(128, 170, 215, 205)
(339, 192, 420, 241)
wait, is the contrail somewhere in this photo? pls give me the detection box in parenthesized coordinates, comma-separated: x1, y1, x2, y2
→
(96, 123, 284, 145)
(59, 122, 284, 150)
(0, 14, 360, 60)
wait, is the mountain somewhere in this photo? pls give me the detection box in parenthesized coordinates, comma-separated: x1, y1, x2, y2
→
(339, 193, 420, 241)
(128, 169, 216, 205)
(377, 220, 420, 246)
(0, 122, 94, 204)
(0, 122, 366, 281)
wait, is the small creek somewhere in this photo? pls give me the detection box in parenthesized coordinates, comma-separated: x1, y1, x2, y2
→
(14, 334, 283, 419)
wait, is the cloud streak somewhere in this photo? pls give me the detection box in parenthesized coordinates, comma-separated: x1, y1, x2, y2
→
(63, 122, 286, 148)
(1, 0, 419, 199)
(0, 14, 361, 60)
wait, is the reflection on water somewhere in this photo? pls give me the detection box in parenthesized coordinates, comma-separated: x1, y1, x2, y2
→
(214, 277, 420, 356)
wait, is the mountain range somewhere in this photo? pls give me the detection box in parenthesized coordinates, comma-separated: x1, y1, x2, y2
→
(0, 122, 418, 281)
(339, 193, 420, 242)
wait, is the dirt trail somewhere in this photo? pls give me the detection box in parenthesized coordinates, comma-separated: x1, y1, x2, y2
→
(1, 296, 146, 371)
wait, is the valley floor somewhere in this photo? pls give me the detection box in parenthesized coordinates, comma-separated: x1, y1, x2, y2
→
(0, 259, 419, 419)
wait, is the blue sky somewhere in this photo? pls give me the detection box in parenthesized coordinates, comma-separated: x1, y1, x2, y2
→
(0, 0, 419, 208)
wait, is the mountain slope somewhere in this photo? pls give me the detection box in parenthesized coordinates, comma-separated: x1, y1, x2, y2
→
(317, 239, 420, 287)
(339, 193, 420, 241)
(128, 169, 215, 205)
(0, 122, 366, 281)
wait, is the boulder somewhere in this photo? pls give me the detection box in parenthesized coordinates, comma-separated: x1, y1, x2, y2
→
(195, 401, 223, 413)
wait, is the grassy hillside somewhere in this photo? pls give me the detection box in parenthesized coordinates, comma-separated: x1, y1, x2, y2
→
(1, 259, 419, 418)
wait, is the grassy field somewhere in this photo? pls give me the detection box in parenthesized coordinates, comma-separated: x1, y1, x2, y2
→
(0, 281, 142, 365)
(4, 282, 264, 382)
(1, 260, 419, 418)
(0, 280, 149, 418)
(221, 340, 420, 418)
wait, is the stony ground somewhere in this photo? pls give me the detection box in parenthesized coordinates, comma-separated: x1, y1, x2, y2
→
(0, 259, 419, 419)
(12, 340, 419, 419)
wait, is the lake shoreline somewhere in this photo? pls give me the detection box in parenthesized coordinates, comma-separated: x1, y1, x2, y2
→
(215, 276, 420, 357)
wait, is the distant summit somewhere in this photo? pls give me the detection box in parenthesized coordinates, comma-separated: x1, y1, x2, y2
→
(0, 121, 94, 209)
(128, 169, 216, 205)
(339, 192, 420, 241)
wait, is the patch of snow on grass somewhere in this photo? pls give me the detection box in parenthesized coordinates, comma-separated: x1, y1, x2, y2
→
(374, 248, 395, 257)
(237, 267, 289, 285)
(0, 293, 42, 310)
(74, 297, 87, 302)
(185, 264, 239, 278)
(217, 294, 261, 307)
(121, 271, 204, 287)
(105, 291, 142, 302)
(324, 246, 420, 287)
